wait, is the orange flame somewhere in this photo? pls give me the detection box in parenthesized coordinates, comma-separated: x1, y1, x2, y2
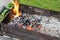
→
(11, 0, 21, 18)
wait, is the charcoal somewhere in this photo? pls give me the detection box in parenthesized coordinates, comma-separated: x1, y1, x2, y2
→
(15, 17, 19, 20)
(15, 23, 19, 27)
(25, 19, 30, 23)
(8, 13, 60, 38)
(11, 20, 15, 23)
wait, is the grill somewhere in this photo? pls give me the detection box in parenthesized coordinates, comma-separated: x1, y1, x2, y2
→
(0, 4, 60, 40)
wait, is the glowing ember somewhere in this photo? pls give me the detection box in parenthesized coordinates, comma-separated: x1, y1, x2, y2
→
(11, 0, 22, 18)
(26, 26, 33, 31)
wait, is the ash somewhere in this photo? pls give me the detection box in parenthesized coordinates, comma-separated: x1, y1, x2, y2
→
(8, 14, 60, 38)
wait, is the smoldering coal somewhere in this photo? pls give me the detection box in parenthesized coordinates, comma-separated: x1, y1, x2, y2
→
(8, 14, 60, 38)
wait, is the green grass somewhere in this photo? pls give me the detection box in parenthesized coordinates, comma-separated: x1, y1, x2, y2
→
(19, 0, 60, 12)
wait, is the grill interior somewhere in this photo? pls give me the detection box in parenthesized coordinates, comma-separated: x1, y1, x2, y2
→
(0, 4, 60, 40)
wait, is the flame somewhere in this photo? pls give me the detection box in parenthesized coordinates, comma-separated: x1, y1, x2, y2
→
(11, 0, 21, 18)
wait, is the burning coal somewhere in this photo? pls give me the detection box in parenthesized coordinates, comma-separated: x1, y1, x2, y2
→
(8, 14, 60, 38)
(8, 14, 42, 31)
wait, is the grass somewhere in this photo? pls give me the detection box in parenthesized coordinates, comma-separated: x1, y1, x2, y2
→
(19, 0, 60, 12)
